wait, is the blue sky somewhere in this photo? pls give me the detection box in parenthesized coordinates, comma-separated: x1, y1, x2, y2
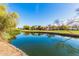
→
(7, 3, 79, 28)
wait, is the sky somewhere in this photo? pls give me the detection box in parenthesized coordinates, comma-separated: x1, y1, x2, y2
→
(6, 3, 79, 28)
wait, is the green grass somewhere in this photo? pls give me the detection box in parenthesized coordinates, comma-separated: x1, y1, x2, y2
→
(22, 30, 79, 35)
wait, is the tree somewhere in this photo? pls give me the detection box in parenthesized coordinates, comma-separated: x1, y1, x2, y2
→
(36, 26, 42, 30)
(59, 25, 69, 30)
(31, 26, 36, 30)
(0, 5, 19, 40)
(52, 25, 57, 30)
(23, 25, 30, 30)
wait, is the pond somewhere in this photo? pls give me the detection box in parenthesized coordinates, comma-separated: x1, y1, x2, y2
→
(10, 33, 79, 56)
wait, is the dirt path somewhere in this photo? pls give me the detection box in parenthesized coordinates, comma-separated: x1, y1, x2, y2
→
(0, 41, 26, 56)
(0, 34, 27, 56)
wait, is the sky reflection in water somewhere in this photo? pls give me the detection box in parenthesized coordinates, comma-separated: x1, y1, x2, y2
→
(10, 33, 79, 56)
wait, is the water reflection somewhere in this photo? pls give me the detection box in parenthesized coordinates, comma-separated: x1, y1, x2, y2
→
(24, 32, 55, 37)
(53, 39, 79, 55)
(10, 33, 79, 56)
(46, 33, 55, 38)
(24, 32, 31, 35)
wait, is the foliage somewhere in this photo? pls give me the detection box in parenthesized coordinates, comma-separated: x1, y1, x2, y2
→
(59, 25, 70, 30)
(3, 28, 21, 41)
(8, 28, 21, 36)
(31, 26, 37, 30)
(0, 5, 19, 41)
(0, 5, 19, 33)
(23, 25, 30, 30)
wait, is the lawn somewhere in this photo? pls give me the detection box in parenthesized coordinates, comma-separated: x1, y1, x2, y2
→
(22, 30, 79, 35)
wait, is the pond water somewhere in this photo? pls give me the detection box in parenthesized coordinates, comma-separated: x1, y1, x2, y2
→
(10, 33, 79, 56)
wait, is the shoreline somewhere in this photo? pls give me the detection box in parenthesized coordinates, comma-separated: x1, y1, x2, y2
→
(8, 43, 27, 56)
(22, 30, 79, 38)
(0, 40, 27, 56)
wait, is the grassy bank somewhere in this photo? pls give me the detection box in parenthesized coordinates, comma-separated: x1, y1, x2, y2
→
(3, 28, 21, 41)
(22, 30, 79, 35)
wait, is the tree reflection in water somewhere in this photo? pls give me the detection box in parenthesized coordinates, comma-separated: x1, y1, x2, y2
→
(24, 32, 55, 37)
(29, 33, 44, 36)
(46, 33, 55, 38)
(18, 32, 79, 55)
(24, 32, 30, 35)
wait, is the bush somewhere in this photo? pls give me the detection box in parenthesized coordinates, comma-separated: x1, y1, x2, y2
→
(8, 28, 21, 36)
(3, 28, 21, 41)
